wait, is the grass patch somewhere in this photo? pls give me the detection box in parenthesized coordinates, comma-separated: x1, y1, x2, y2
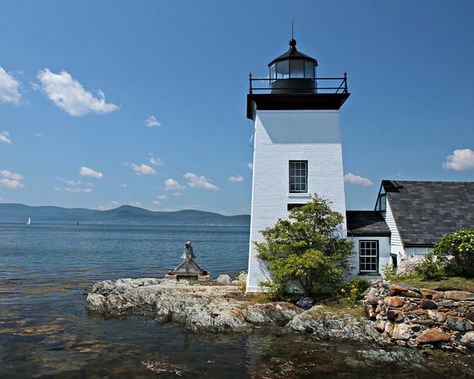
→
(315, 298, 365, 318)
(393, 276, 474, 292)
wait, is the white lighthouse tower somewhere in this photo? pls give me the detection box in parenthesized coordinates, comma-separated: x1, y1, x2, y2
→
(246, 39, 350, 292)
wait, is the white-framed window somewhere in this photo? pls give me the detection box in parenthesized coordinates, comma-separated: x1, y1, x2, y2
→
(359, 240, 379, 273)
(289, 160, 308, 193)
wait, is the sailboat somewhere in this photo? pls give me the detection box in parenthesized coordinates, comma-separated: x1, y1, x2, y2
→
(26, 217, 31, 226)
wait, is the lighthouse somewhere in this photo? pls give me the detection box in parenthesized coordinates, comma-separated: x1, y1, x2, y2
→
(246, 39, 350, 292)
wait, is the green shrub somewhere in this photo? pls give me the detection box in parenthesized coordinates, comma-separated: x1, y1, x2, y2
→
(340, 278, 369, 303)
(415, 228, 474, 279)
(256, 195, 353, 297)
(381, 264, 397, 281)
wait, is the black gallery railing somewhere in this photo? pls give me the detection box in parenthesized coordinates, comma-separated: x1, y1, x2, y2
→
(248, 73, 348, 94)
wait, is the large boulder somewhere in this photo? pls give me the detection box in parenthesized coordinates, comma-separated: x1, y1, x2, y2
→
(416, 328, 452, 344)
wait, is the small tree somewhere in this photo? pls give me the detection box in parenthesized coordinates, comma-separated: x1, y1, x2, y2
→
(256, 195, 353, 297)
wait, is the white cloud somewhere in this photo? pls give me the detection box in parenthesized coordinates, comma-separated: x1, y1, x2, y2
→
(57, 177, 81, 186)
(121, 183, 128, 188)
(0, 131, 11, 144)
(145, 115, 160, 127)
(148, 153, 163, 166)
(131, 163, 156, 175)
(157, 195, 167, 200)
(124, 161, 157, 175)
(80, 166, 104, 179)
(247, 163, 253, 170)
(153, 200, 161, 205)
(184, 172, 219, 191)
(0, 169, 24, 189)
(35, 133, 43, 138)
(228, 175, 244, 182)
(443, 148, 474, 171)
(0, 67, 21, 105)
(132, 201, 142, 206)
(164, 178, 185, 190)
(37, 69, 118, 116)
(172, 192, 182, 197)
(344, 173, 373, 187)
(54, 186, 93, 193)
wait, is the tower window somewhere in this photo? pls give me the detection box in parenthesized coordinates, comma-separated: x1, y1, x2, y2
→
(289, 161, 308, 193)
(359, 240, 379, 273)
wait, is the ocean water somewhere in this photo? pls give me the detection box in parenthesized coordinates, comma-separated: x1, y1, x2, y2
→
(0, 223, 472, 378)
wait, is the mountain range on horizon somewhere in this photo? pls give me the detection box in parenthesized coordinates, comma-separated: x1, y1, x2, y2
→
(0, 203, 250, 226)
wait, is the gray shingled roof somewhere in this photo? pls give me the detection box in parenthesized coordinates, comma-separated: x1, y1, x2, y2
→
(346, 210, 390, 236)
(382, 180, 474, 246)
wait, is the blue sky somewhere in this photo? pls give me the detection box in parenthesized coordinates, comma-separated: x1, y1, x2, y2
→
(0, 0, 473, 214)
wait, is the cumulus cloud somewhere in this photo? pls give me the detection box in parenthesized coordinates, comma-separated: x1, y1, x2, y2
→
(247, 163, 253, 170)
(443, 148, 474, 171)
(124, 161, 157, 175)
(164, 178, 185, 190)
(184, 172, 219, 190)
(80, 166, 104, 179)
(148, 153, 163, 166)
(156, 195, 167, 200)
(0, 169, 24, 189)
(228, 175, 244, 182)
(145, 115, 160, 128)
(0, 67, 21, 105)
(344, 173, 373, 187)
(37, 69, 118, 116)
(0, 131, 11, 144)
(132, 163, 156, 175)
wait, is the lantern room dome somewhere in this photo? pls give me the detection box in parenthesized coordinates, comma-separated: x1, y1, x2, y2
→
(268, 39, 318, 67)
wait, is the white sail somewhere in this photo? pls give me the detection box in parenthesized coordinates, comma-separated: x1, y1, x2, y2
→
(26, 217, 31, 225)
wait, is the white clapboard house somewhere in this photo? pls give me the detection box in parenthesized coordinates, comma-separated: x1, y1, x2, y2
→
(245, 39, 474, 291)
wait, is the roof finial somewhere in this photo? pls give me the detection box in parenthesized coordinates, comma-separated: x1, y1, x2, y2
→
(289, 20, 296, 48)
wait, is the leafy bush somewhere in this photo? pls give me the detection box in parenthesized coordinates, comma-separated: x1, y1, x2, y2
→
(381, 263, 398, 281)
(416, 228, 474, 279)
(256, 195, 353, 297)
(340, 278, 369, 303)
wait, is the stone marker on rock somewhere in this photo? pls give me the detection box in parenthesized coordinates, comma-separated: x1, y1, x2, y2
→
(165, 241, 210, 281)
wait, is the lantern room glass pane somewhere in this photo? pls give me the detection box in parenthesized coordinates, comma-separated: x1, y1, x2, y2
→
(276, 60, 289, 79)
(304, 61, 315, 78)
(269, 64, 276, 81)
(290, 60, 304, 78)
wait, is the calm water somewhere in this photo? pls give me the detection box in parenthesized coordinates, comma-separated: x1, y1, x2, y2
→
(0, 223, 472, 378)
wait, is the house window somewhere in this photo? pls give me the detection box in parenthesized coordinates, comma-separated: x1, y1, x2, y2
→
(359, 240, 379, 273)
(376, 193, 386, 214)
(289, 161, 308, 193)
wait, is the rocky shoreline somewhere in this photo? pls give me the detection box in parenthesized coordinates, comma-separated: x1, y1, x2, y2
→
(85, 277, 473, 354)
(364, 280, 474, 352)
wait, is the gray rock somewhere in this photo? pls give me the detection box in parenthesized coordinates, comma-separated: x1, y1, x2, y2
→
(446, 316, 473, 332)
(216, 274, 232, 284)
(460, 331, 474, 349)
(84, 278, 302, 333)
(296, 296, 314, 310)
(390, 323, 413, 340)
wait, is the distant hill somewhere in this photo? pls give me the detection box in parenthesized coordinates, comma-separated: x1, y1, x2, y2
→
(0, 203, 250, 226)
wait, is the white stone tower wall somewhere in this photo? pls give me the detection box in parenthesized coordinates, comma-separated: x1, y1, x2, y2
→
(246, 109, 347, 292)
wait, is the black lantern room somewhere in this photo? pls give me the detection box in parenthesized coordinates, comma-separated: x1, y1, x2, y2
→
(246, 38, 349, 120)
(268, 39, 318, 94)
